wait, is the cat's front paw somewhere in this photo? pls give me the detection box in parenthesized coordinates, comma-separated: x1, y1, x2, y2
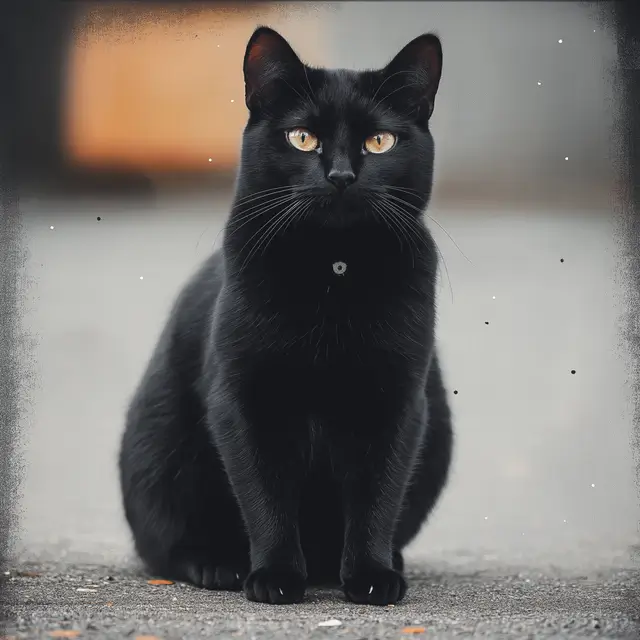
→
(244, 567, 306, 604)
(342, 565, 407, 606)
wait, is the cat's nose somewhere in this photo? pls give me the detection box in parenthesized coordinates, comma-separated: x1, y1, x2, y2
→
(327, 169, 356, 191)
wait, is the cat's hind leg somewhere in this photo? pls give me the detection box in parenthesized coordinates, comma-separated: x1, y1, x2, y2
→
(119, 385, 250, 591)
(394, 353, 453, 551)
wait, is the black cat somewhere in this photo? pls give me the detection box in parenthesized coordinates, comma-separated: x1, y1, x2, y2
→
(119, 26, 453, 606)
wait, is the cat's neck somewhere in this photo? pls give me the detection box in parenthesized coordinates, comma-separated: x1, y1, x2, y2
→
(223, 218, 437, 308)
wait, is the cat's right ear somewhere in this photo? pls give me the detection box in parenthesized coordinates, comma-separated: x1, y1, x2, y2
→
(243, 27, 305, 112)
(378, 33, 443, 125)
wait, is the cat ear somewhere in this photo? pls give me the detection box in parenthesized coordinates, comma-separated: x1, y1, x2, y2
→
(378, 33, 442, 124)
(243, 27, 305, 112)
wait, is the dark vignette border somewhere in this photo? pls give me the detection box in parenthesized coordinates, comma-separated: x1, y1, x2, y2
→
(612, 1, 640, 521)
(0, 1, 76, 627)
(602, 0, 640, 622)
(0, 0, 637, 631)
(0, 0, 22, 628)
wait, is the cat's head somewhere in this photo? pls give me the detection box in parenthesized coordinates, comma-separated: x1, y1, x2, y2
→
(236, 27, 442, 229)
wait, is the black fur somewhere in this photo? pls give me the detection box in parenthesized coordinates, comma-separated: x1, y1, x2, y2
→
(119, 27, 453, 606)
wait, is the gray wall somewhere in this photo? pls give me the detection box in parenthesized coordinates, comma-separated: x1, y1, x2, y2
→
(324, 2, 618, 199)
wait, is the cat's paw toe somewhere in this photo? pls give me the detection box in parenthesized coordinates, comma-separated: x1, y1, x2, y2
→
(342, 566, 407, 606)
(244, 567, 306, 604)
(184, 563, 248, 591)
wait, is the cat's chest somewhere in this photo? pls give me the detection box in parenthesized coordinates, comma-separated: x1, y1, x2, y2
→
(265, 243, 415, 308)
(255, 269, 432, 367)
(227, 229, 435, 358)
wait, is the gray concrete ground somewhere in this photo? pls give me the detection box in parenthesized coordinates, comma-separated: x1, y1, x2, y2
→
(2, 562, 639, 639)
(4, 188, 640, 637)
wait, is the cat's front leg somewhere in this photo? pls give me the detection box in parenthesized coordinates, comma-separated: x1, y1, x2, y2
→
(336, 405, 425, 606)
(208, 399, 308, 605)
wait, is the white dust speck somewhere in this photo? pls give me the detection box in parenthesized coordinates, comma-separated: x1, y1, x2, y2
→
(318, 620, 342, 628)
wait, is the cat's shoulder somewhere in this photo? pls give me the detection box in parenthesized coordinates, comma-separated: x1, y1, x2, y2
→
(185, 249, 225, 292)
(169, 249, 226, 326)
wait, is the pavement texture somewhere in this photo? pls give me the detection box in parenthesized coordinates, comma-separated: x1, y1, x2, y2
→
(2, 561, 639, 639)
(4, 188, 640, 637)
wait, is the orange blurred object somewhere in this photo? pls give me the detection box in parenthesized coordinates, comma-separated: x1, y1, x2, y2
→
(63, 3, 327, 174)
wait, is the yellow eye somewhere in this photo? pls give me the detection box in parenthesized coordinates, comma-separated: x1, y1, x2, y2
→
(364, 132, 396, 154)
(286, 128, 319, 152)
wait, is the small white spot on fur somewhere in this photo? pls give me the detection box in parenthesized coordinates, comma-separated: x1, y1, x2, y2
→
(368, 585, 374, 595)
(279, 588, 284, 596)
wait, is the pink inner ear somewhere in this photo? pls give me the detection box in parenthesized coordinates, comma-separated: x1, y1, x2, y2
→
(419, 43, 440, 76)
(247, 42, 266, 64)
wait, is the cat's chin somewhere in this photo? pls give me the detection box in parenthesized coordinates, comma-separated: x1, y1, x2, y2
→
(314, 209, 373, 230)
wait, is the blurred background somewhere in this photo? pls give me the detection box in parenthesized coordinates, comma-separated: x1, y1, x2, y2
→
(5, 1, 640, 570)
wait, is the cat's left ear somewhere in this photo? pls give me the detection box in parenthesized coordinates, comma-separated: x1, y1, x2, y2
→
(243, 26, 306, 112)
(378, 33, 442, 124)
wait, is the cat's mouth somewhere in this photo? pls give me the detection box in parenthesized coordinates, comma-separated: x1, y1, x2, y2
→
(308, 190, 376, 229)
(314, 185, 361, 207)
